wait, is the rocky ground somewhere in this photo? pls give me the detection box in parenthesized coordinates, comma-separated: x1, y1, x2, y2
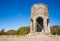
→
(0, 35, 60, 41)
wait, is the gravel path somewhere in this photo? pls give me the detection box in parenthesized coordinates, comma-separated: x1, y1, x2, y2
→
(0, 35, 60, 41)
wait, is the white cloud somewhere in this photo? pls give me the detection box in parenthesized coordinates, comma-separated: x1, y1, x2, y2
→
(18, 13, 22, 16)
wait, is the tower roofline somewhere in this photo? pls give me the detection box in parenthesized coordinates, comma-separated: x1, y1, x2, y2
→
(32, 3, 48, 8)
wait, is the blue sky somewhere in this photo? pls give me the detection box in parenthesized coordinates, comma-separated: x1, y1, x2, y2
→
(0, 0, 60, 31)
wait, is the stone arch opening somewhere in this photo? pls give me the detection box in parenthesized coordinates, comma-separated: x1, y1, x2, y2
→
(31, 18, 33, 28)
(36, 17, 43, 32)
(47, 19, 49, 27)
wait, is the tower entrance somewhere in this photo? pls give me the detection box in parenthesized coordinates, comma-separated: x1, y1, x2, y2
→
(36, 17, 43, 32)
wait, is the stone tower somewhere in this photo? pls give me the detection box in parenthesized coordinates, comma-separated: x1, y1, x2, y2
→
(30, 3, 50, 34)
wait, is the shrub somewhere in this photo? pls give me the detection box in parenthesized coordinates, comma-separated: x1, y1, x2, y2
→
(17, 26, 30, 35)
(7, 29, 16, 35)
(50, 25, 60, 35)
(0, 29, 6, 35)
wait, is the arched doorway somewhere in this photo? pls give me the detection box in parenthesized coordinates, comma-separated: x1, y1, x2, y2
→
(36, 17, 43, 32)
(47, 19, 49, 27)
